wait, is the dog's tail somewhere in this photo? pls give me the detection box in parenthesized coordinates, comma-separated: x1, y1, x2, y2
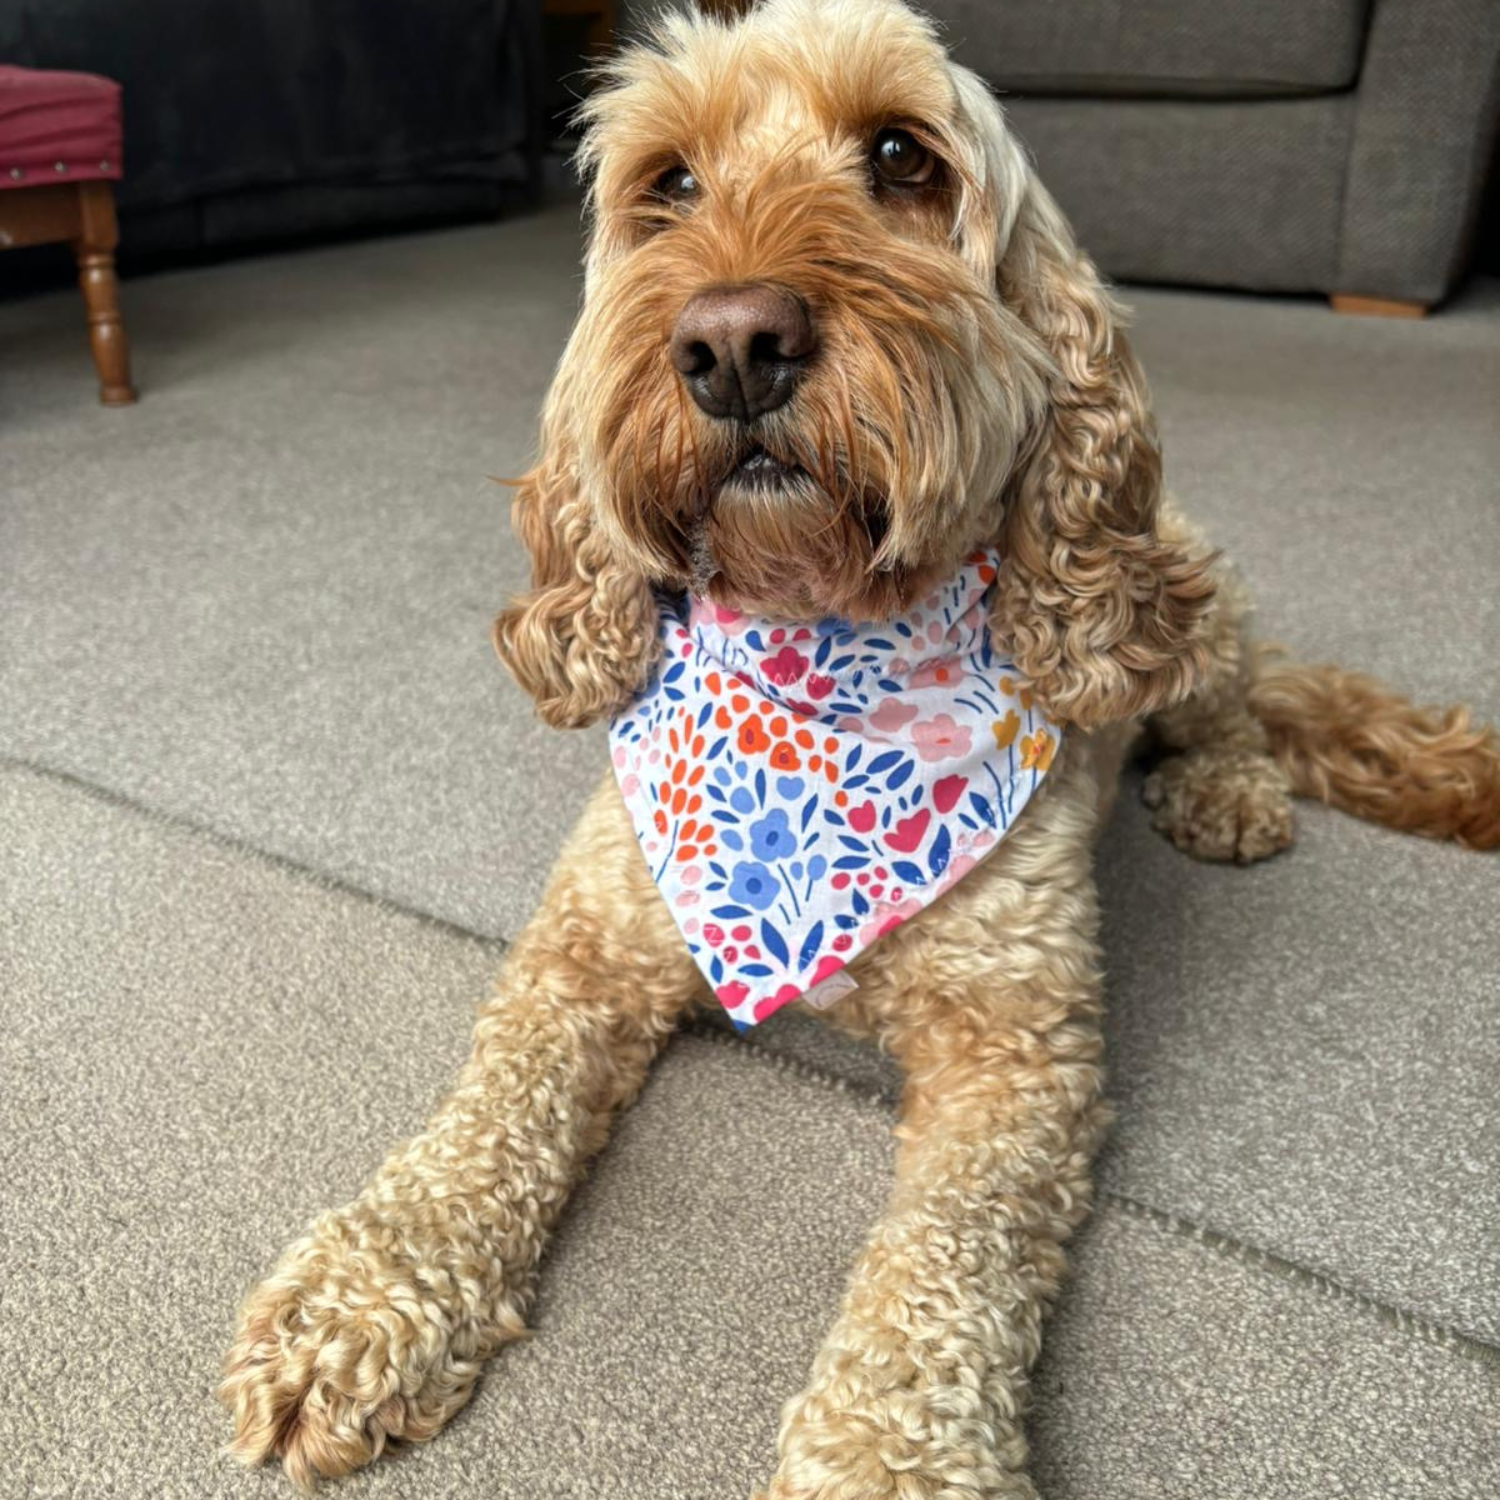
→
(1248, 649, 1500, 850)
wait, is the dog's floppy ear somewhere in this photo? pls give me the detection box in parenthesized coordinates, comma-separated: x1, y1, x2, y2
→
(978, 135, 1216, 727)
(491, 366, 660, 731)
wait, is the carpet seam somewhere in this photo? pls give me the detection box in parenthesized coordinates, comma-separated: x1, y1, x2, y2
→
(0, 752, 511, 955)
(682, 1023, 1500, 1370)
(1097, 1192, 1500, 1371)
(12, 753, 1497, 1369)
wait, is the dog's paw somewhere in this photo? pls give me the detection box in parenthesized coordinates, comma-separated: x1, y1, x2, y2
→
(754, 1470, 1037, 1500)
(1143, 747, 1294, 864)
(219, 1219, 494, 1488)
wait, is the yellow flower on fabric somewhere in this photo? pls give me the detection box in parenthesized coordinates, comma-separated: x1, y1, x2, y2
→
(1020, 729, 1055, 771)
(991, 710, 1020, 750)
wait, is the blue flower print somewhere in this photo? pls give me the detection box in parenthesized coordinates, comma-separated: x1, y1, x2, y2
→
(727, 860, 780, 910)
(748, 808, 796, 861)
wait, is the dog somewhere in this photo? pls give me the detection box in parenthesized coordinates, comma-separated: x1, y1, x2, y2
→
(219, 1, 1500, 1492)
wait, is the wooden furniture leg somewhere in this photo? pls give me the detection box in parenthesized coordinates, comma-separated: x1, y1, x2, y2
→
(1330, 294, 1430, 319)
(74, 180, 135, 405)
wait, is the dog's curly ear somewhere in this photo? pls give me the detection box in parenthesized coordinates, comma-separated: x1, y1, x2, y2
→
(989, 171, 1217, 728)
(491, 386, 660, 731)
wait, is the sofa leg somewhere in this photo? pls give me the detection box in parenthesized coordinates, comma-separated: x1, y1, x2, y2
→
(74, 182, 136, 405)
(1329, 294, 1429, 319)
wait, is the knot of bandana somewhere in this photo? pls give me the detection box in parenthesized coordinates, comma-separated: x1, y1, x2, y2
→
(609, 549, 1061, 1029)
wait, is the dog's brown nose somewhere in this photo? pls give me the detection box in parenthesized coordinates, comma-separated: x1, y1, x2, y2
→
(669, 284, 815, 422)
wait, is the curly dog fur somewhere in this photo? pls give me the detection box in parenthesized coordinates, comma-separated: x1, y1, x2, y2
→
(220, 2, 1499, 1493)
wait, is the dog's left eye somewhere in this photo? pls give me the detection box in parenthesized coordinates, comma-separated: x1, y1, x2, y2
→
(870, 128, 935, 187)
(653, 164, 700, 203)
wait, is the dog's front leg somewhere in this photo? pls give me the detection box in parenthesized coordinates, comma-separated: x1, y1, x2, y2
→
(220, 777, 700, 1487)
(762, 891, 1109, 1499)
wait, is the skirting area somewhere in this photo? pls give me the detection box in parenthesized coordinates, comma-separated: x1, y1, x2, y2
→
(3, 204, 1498, 1497)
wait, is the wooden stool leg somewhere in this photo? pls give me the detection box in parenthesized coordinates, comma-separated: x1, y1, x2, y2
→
(74, 181, 136, 405)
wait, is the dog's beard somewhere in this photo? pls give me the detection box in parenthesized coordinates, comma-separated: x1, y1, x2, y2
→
(665, 444, 928, 621)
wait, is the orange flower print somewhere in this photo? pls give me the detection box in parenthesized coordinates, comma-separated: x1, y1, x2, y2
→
(769, 742, 802, 772)
(1020, 728, 1055, 772)
(738, 717, 771, 754)
(991, 710, 1020, 750)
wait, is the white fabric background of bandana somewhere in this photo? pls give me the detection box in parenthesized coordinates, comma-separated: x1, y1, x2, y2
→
(609, 549, 1062, 1029)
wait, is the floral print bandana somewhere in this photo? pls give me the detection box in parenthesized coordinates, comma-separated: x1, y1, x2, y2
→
(609, 549, 1061, 1029)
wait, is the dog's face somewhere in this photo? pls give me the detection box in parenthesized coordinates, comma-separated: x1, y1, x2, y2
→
(568, 0, 1048, 619)
(495, 0, 1215, 731)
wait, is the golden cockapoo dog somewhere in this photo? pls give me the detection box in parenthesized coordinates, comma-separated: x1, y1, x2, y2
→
(220, 1, 1499, 1493)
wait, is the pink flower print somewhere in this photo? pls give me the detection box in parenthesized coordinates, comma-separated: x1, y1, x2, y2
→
(859, 897, 923, 946)
(868, 698, 919, 734)
(911, 713, 972, 762)
(884, 808, 931, 853)
(847, 800, 877, 834)
(763, 645, 809, 685)
(932, 774, 967, 813)
(809, 954, 845, 986)
(908, 654, 961, 690)
(753, 984, 801, 1023)
(717, 980, 750, 1008)
(710, 604, 750, 636)
(804, 672, 835, 700)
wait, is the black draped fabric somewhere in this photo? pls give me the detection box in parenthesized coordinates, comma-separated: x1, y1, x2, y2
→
(0, 0, 542, 253)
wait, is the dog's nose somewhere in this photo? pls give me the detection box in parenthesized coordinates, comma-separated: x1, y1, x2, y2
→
(669, 284, 815, 422)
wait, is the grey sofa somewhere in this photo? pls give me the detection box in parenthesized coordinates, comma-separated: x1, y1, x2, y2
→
(925, 0, 1500, 308)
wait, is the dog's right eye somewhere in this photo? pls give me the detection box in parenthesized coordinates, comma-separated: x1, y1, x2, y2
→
(653, 165, 700, 204)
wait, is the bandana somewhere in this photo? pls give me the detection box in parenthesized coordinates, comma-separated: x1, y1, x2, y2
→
(609, 549, 1061, 1029)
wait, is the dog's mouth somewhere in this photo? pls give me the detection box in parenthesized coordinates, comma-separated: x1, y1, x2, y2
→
(682, 435, 902, 610)
(720, 442, 806, 495)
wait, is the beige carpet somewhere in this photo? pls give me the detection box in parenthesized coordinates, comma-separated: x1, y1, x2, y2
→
(4, 763, 1496, 1500)
(2, 204, 1497, 1498)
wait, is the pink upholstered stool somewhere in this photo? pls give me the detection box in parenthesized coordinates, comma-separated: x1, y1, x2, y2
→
(0, 65, 135, 404)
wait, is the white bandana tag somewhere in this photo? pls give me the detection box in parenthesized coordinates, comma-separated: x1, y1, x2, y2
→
(609, 550, 1061, 1029)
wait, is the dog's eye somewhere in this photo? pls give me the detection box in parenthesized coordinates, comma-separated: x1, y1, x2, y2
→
(870, 128, 935, 187)
(653, 164, 700, 203)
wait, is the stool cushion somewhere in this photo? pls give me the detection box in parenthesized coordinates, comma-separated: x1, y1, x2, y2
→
(0, 65, 122, 191)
